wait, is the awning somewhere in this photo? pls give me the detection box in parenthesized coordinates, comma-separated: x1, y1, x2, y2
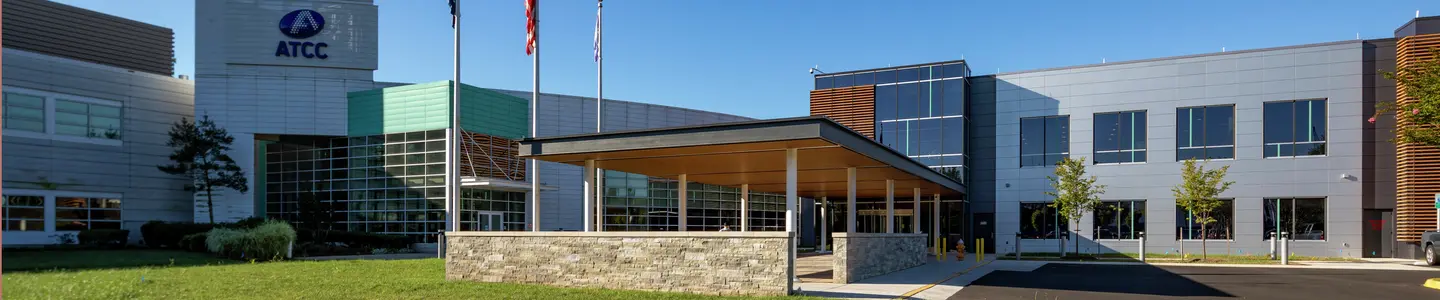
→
(518, 117, 964, 198)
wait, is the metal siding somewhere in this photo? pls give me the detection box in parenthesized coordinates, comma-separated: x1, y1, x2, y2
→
(1, 50, 194, 245)
(1, 0, 175, 75)
(984, 42, 1367, 257)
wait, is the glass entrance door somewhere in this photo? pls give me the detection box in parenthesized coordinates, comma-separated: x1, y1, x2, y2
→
(472, 211, 503, 231)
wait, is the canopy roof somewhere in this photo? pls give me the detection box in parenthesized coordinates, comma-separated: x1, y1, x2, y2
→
(518, 117, 965, 198)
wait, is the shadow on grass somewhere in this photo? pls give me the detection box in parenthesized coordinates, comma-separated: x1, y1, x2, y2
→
(2, 249, 240, 272)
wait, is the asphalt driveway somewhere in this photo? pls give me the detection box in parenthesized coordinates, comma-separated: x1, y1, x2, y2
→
(953, 263, 1440, 300)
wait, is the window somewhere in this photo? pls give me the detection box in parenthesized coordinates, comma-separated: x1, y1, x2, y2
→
(54, 99, 123, 140)
(3, 195, 45, 231)
(1177, 106, 1234, 160)
(1264, 198, 1325, 240)
(1093, 200, 1145, 239)
(4, 92, 46, 132)
(1094, 111, 1147, 164)
(1175, 199, 1233, 240)
(1020, 202, 1068, 239)
(54, 197, 123, 230)
(1264, 99, 1326, 157)
(1020, 116, 1069, 167)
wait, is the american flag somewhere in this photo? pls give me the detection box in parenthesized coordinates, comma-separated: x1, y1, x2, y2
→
(594, 0, 601, 62)
(526, 0, 538, 55)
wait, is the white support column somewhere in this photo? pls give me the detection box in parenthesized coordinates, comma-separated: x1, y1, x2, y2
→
(912, 188, 921, 233)
(885, 179, 895, 234)
(678, 174, 688, 231)
(847, 167, 856, 233)
(819, 196, 828, 251)
(596, 169, 605, 232)
(582, 159, 596, 232)
(933, 194, 940, 249)
(785, 148, 799, 293)
(740, 184, 750, 231)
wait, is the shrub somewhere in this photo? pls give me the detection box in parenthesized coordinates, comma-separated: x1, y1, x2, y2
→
(218, 216, 269, 229)
(179, 232, 209, 252)
(141, 221, 215, 248)
(78, 229, 130, 248)
(205, 220, 296, 260)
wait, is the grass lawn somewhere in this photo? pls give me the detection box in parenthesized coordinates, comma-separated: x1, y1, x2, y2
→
(997, 252, 1364, 264)
(4, 250, 817, 300)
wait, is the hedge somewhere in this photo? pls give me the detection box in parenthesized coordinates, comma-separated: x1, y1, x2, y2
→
(180, 232, 209, 252)
(141, 221, 214, 249)
(296, 229, 410, 250)
(205, 221, 295, 261)
(78, 229, 130, 248)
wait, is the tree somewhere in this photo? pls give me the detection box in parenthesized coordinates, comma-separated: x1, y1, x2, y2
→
(1372, 49, 1440, 145)
(1171, 159, 1234, 260)
(1045, 157, 1106, 258)
(158, 116, 248, 224)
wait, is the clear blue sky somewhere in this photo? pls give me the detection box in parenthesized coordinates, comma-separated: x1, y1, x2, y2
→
(56, 0, 1440, 119)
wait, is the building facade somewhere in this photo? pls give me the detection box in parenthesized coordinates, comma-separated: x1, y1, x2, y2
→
(808, 17, 1440, 258)
(1, 0, 195, 245)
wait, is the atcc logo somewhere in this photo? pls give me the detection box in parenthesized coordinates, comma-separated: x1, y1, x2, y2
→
(279, 9, 325, 39)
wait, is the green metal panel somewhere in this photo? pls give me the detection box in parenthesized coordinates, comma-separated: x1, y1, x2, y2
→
(348, 81, 529, 139)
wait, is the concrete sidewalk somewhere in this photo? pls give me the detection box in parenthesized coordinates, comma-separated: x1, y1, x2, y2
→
(798, 255, 1034, 299)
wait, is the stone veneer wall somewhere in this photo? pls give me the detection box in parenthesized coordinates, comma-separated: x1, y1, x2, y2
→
(832, 233, 927, 283)
(446, 231, 791, 296)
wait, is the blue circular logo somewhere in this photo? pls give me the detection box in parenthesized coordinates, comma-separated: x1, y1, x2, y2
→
(278, 9, 325, 39)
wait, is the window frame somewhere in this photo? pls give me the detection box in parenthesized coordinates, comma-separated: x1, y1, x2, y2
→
(1020, 115, 1070, 167)
(1175, 198, 1235, 241)
(1262, 99, 1328, 159)
(1092, 200, 1146, 240)
(1019, 202, 1069, 240)
(1263, 197, 1327, 241)
(2, 189, 124, 233)
(1093, 110, 1148, 165)
(1, 86, 124, 146)
(1175, 105, 1236, 161)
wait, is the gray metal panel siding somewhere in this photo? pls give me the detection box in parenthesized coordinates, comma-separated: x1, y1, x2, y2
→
(1, 0, 175, 76)
(982, 41, 1367, 257)
(495, 90, 755, 230)
(2, 50, 195, 240)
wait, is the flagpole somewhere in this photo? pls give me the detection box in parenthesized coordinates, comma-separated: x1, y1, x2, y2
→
(589, 0, 603, 232)
(446, 0, 461, 233)
(529, 0, 542, 232)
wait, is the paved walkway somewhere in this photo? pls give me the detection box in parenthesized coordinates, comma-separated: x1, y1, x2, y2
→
(798, 255, 1438, 299)
(798, 254, 1025, 299)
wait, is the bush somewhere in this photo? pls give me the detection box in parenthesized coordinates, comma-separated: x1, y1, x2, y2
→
(180, 232, 209, 252)
(218, 217, 269, 229)
(296, 229, 410, 251)
(141, 221, 215, 249)
(205, 220, 296, 261)
(78, 229, 130, 248)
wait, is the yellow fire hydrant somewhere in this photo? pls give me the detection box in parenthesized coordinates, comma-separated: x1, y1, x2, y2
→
(955, 240, 967, 260)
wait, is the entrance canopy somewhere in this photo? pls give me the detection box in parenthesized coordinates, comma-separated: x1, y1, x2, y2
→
(518, 117, 964, 198)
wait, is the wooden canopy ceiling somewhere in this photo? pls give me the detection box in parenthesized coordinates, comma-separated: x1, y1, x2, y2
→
(519, 117, 965, 198)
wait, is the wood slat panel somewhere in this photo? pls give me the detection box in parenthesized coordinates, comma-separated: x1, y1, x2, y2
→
(810, 85, 876, 139)
(1394, 33, 1440, 242)
(459, 131, 525, 181)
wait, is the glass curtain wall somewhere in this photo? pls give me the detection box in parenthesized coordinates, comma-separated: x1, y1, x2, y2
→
(263, 130, 528, 242)
(872, 63, 970, 182)
(601, 170, 788, 231)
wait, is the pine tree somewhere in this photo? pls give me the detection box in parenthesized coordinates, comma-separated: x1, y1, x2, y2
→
(157, 116, 248, 223)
